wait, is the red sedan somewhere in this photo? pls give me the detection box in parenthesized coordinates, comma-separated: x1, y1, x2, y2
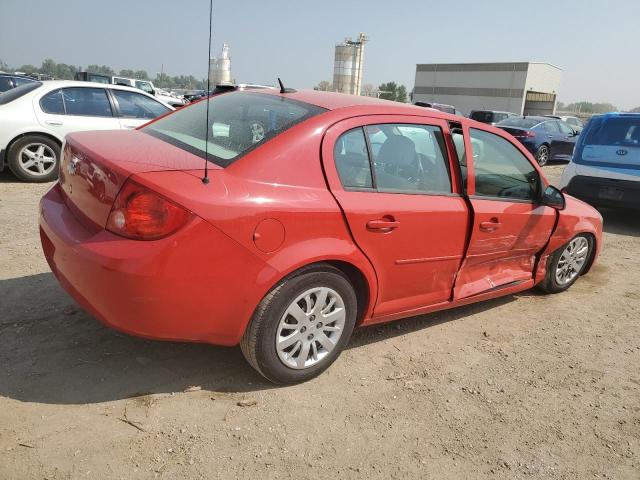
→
(39, 90, 603, 384)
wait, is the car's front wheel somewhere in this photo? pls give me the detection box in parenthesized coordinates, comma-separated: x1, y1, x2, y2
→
(240, 264, 357, 384)
(535, 144, 550, 166)
(7, 135, 60, 182)
(538, 234, 593, 293)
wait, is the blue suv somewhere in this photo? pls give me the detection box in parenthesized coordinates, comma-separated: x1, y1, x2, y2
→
(559, 113, 640, 209)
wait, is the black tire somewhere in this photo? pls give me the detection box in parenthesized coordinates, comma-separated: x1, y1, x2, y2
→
(240, 264, 357, 384)
(535, 144, 550, 166)
(7, 135, 61, 183)
(537, 234, 593, 293)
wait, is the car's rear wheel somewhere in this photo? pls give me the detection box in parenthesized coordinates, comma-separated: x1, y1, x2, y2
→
(240, 264, 357, 384)
(535, 144, 550, 166)
(7, 135, 60, 182)
(538, 234, 593, 293)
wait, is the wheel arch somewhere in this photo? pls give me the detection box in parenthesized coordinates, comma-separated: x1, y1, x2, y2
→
(4, 131, 63, 166)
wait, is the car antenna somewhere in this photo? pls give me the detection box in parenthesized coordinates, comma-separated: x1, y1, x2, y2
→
(202, 0, 214, 185)
(277, 77, 297, 94)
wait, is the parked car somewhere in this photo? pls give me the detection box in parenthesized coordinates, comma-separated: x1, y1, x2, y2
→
(0, 80, 173, 182)
(0, 73, 37, 93)
(39, 90, 602, 384)
(414, 101, 462, 116)
(545, 115, 584, 133)
(495, 116, 580, 165)
(469, 110, 518, 125)
(559, 112, 640, 208)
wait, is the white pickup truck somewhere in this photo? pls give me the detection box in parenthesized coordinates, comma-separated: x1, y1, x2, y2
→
(112, 77, 186, 108)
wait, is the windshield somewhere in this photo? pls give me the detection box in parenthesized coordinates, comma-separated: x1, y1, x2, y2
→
(143, 92, 327, 167)
(496, 117, 541, 129)
(583, 117, 640, 146)
(0, 81, 42, 105)
(470, 111, 494, 123)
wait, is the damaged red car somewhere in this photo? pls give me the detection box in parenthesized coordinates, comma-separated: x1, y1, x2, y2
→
(39, 90, 602, 384)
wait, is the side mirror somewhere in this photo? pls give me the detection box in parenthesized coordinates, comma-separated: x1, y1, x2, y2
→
(541, 185, 566, 210)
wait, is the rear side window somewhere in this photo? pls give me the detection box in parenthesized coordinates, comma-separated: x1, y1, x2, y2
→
(334, 123, 452, 194)
(366, 124, 451, 193)
(0, 77, 13, 93)
(470, 128, 539, 201)
(334, 128, 372, 189)
(143, 92, 326, 167)
(40, 89, 65, 114)
(61, 87, 113, 117)
(543, 121, 560, 133)
(112, 90, 170, 119)
(0, 81, 42, 105)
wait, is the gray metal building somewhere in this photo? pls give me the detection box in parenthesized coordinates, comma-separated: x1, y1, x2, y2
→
(413, 62, 562, 116)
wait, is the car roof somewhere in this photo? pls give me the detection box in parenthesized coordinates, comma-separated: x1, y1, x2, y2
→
(594, 112, 640, 118)
(255, 89, 460, 120)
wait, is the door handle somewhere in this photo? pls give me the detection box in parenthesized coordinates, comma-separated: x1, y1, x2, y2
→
(45, 120, 63, 126)
(367, 218, 400, 231)
(479, 219, 501, 232)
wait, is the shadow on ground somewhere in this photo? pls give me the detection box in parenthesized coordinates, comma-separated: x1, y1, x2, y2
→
(0, 272, 511, 405)
(600, 207, 640, 237)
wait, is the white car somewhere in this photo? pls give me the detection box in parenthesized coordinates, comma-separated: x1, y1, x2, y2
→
(0, 80, 173, 182)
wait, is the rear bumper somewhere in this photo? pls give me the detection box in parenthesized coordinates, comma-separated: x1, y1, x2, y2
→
(565, 175, 640, 209)
(39, 183, 274, 346)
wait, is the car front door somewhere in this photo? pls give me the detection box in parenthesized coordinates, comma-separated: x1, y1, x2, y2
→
(322, 115, 469, 320)
(453, 127, 556, 299)
(110, 89, 171, 130)
(542, 120, 564, 159)
(556, 120, 578, 159)
(36, 87, 120, 137)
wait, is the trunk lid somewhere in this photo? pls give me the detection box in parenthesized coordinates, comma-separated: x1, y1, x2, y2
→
(59, 130, 214, 231)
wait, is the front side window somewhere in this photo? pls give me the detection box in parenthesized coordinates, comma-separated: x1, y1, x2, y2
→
(40, 89, 65, 114)
(558, 121, 574, 135)
(365, 124, 451, 193)
(334, 128, 372, 189)
(143, 92, 326, 167)
(470, 128, 539, 201)
(112, 90, 170, 119)
(61, 87, 113, 117)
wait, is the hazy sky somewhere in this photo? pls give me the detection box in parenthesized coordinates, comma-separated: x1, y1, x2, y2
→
(1, 0, 638, 109)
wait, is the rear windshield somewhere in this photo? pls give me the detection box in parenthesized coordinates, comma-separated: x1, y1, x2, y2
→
(143, 92, 326, 167)
(496, 117, 541, 129)
(0, 81, 42, 105)
(583, 117, 640, 146)
(470, 111, 494, 123)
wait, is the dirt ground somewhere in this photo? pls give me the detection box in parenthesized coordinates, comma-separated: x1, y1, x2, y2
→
(0, 164, 638, 480)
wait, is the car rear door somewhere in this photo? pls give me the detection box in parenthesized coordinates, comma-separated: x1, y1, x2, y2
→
(453, 126, 556, 299)
(321, 115, 469, 320)
(35, 86, 120, 137)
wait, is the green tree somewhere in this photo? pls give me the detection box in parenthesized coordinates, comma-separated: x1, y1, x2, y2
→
(18, 64, 39, 75)
(133, 70, 148, 80)
(40, 58, 58, 77)
(396, 85, 407, 103)
(314, 80, 333, 91)
(377, 82, 408, 103)
(564, 101, 618, 114)
(629, 106, 640, 113)
(118, 69, 136, 78)
(86, 64, 115, 76)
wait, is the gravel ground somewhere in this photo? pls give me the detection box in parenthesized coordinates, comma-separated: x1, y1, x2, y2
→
(0, 164, 639, 479)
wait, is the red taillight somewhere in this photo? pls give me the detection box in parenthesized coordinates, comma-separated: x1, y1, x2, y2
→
(106, 181, 193, 240)
(514, 130, 536, 138)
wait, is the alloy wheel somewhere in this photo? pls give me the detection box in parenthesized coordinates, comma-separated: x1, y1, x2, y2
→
(276, 287, 346, 369)
(18, 143, 57, 177)
(555, 236, 589, 286)
(537, 146, 549, 166)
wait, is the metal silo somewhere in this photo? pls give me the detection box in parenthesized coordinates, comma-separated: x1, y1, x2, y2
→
(333, 33, 367, 95)
(209, 43, 232, 85)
